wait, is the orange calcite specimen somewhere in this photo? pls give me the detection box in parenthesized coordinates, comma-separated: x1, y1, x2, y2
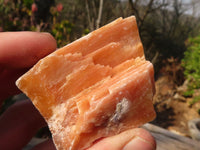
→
(16, 16, 156, 150)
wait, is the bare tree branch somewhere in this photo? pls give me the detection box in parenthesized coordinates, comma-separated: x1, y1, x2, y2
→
(129, 0, 168, 30)
(128, 0, 141, 22)
(151, 51, 159, 65)
(92, 0, 97, 19)
(139, 0, 154, 28)
(116, 1, 124, 18)
(96, 0, 104, 29)
(85, 0, 94, 31)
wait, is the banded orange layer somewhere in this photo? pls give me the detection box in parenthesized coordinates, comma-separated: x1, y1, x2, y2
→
(16, 16, 156, 150)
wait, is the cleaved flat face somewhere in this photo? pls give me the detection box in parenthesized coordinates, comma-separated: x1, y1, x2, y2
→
(16, 16, 156, 150)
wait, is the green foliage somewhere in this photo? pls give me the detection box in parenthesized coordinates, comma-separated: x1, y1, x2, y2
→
(182, 35, 200, 105)
(83, 28, 90, 35)
(182, 35, 200, 90)
(23, 0, 33, 9)
(189, 95, 200, 106)
(183, 90, 194, 97)
(0, 0, 77, 46)
(0, 0, 34, 31)
(51, 20, 74, 47)
(198, 109, 200, 115)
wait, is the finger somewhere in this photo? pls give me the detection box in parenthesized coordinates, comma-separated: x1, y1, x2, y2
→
(0, 32, 57, 68)
(0, 68, 28, 105)
(0, 100, 47, 150)
(31, 139, 56, 150)
(0, 31, 57, 102)
(87, 128, 156, 150)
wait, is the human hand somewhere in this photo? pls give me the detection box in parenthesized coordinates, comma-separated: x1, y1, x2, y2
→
(33, 128, 156, 150)
(0, 32, 57, 104)
(0, 32, 156, 150)
(0, 31, 57, 150)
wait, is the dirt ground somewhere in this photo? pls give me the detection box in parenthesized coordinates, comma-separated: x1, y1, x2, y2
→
(152, 65, 200, 138)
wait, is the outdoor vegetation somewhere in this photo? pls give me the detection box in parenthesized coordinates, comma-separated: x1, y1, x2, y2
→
(1, 0, 200, 139)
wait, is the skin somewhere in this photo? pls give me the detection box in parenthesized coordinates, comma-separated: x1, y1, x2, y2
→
(0, 31, 156, 150)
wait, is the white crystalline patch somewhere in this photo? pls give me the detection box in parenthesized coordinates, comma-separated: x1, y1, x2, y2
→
(117, 98, 131, 116)
(49, 103, 67, 132)
(32, 60, 44, 75)
(91, 95, 96, 101)
(110, 97, 131, 123)
(123, 27, 128, 30)
(119, 91, 123, 95)
(98, 34, 102, 38)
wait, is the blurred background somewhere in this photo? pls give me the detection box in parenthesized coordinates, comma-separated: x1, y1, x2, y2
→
(1, 0, 200, 141)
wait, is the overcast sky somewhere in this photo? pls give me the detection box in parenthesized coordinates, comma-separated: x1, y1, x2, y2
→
(123, 0, 200, 17)
(183, 0, 200, 16)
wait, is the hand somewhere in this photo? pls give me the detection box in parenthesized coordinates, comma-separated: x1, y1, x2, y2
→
(0, 31, 57, 150)
(0, 32, 156, 150)
(0, 32, 57, 103)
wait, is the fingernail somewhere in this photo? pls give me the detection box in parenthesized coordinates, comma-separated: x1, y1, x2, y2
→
(123, 136, 155, 150)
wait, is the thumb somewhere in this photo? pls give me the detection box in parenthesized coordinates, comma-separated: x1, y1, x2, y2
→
(87, 128, 156, 150)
